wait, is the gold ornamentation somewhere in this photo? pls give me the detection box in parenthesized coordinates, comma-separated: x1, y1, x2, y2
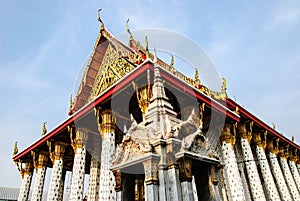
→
(145, 36, 150, 58)
(42, 122, 47, 136)
(126, 18, 134, 41)
(70, 128, 88, 151)
(235, 106, 239, 115)
(198, 103, 205, 127)
(252, 132, 267, 149)
(100, 110, 116, 135)
(288, 150, 298, 162)
(88, 44, 135, 101)
(97, 9, 104, 30)
(220, 123, 236, 149)
(48, 141, 67, 163)
(132, 71, 152, 115)
(267, 138, 280, 155)
(238, 121, 253, 143)
(16, 161, 33, 179)
(32, 151, 48, 172)
(13, 141, 18, 156)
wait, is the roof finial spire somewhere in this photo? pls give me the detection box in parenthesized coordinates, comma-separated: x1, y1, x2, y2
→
(126, 19, 134, 41)
(13, 141, 18, 156)
(145, 36, 150, 58)
(170, 55, 174, 67)
(98, 9, 104, 29)
(42, 122, 47, 136)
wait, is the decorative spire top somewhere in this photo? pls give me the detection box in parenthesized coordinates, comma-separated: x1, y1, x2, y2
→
(151, 65, 167, 100)
(42, 122, 47, 136)
(221, 78, 227, 93)
(69, 95, 74, 115)
(13, 141, 18, 156)
(126, 19, 134, 41)
(98, 9, 104, 29)
(145, 36, 150, 58)
(170, 55, 174, 70)
(292, 135, 295, 142)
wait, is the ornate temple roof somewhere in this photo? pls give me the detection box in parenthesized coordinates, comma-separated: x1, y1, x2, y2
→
(12, 18, 300, 167)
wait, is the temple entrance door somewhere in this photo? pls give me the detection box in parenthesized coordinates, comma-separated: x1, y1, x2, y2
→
(121, 163, 145, 201)
(192, 162, 218, 201)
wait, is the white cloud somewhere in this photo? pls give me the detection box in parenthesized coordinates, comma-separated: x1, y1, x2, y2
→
(264, 3, 300, 31)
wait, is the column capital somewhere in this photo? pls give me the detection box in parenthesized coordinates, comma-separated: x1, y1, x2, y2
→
(19, 161, 33, 179)
(278, 145, 289, 159)
(237, 121, 253, 143)
(70, 128, 88, 151)
(143, 158, 159, 185)
(220, 123, 236, 149)
(100, 109, 116, 134)
(288, 150, 298, 163)
(32, 151, 48, 172)
(267, 138, 280, 155)
(48, 141, 68, 163)
(252, 132, 267, 149)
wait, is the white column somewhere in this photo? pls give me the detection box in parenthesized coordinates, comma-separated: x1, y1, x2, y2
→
(237, 125, 266, 201)
(267, 141, 292, 201)
(297, 162, 300, 175)
(18, 162, 33, 201)
(252, 133, 280, 201)
(220, 124, 245, 201)
(88, 157, 101, 201)
(278, 152, 300, 201)
(98, 110, 116, 200)
(57, 170, 66, 201)
(288, 155, 300, 191)
(69, 128, 88, 201)
(234, 141, 252, 200)
(31, 151, 48, 201)
(143, 159, 159, 201)
(47, 142, 67, 201)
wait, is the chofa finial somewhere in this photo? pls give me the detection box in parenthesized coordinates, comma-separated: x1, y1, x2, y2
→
(13, 141, 18, 156)
(42, 122, 47, 136)
(126, 18, 134, 41)
(98, 9, 104, 28)
(145, 36, 150, 58)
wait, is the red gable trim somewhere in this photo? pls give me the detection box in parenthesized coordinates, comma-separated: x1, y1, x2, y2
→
(13, 63, 151, 161)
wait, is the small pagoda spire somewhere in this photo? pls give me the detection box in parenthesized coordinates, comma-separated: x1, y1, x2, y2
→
(151, 65, 168, 100)
(97, 9, 104, 30)
(126, 19, 134, 41)
(42, 122, 47, 136)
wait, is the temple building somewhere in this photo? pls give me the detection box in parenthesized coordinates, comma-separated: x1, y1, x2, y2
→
(12, 13, 300, 201)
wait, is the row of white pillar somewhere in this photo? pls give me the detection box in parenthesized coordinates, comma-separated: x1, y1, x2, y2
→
(220, 123, 300, 201)
(17, 128, 114, 201)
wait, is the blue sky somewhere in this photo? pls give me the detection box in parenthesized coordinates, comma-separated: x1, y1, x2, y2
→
(1, 0, 300, 188)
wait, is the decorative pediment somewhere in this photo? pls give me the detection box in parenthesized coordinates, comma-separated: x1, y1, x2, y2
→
(111, 116, 155, 166)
